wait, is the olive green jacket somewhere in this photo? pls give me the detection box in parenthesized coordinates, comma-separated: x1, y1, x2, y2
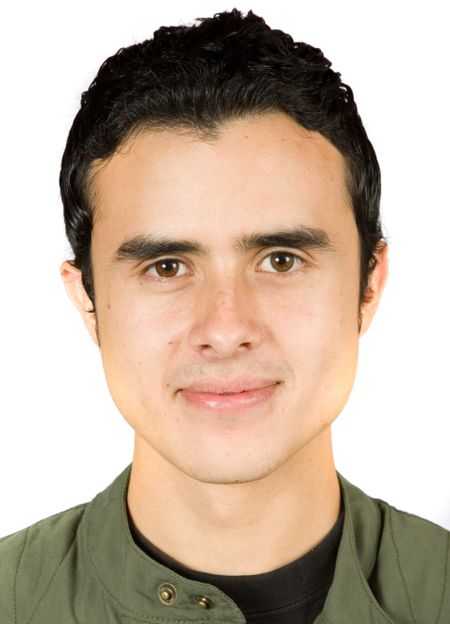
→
(1, 465, 449, 623)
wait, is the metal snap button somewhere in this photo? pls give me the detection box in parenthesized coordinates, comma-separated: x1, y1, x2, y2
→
(157, 583, 177, 605)
(195, 595, 214, 609)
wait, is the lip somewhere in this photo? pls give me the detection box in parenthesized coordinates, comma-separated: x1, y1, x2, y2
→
(179, 380, 280, 413)
(181, 377, 279, 394)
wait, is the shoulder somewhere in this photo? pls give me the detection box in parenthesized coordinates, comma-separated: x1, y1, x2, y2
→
(338, 474, 450, 621)
(372, 495, 449, 621)
(376, 497, 450, 575)
(0, 503, 87, 622)
(340, 474, 449, 560)
(377, 496, 450, 548)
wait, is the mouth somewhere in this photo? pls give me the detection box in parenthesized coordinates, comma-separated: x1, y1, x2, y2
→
(179, 382, 279, 413)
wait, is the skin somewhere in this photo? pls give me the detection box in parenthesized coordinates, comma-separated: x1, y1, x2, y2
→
(61, 111, 388, 575)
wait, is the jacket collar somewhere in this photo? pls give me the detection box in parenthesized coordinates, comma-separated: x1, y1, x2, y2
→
(81, 464, 246, 622)
(317, 474, 395, 623)
(81, 465, 394, 622)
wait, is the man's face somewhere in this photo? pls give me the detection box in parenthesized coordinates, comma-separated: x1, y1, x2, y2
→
(70, 112, 384, 484)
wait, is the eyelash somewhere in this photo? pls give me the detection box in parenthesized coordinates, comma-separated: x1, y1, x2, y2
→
(141, 251, 307, 281)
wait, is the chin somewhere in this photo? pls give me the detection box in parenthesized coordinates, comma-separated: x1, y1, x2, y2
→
(177, 452, 286, 485)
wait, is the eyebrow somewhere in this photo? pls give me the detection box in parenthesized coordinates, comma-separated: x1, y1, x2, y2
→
(113, 226, 334, 263)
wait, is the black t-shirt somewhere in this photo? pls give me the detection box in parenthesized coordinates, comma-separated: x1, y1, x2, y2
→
(128, 505, 344, 624)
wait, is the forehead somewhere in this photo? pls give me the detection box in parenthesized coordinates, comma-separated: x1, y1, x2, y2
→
(88, 112, 354, 252)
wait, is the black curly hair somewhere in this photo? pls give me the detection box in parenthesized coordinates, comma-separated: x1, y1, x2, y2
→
(60, 8, 384, 311)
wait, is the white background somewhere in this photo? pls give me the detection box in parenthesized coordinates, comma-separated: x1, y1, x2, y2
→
(1, 0, 449, 537)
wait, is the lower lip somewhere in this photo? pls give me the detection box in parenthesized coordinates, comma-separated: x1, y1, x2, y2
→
(180, 384, 279, 413)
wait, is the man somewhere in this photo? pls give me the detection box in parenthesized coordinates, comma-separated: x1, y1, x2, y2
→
(1, 8, 448, 623)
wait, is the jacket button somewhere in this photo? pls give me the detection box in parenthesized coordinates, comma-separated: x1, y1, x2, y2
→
(157, 583, 177, 605)
(195, 595, 214, 609)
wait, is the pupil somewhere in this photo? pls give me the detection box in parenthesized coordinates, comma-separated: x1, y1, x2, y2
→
(273, 253, 293, 271)
(157, 260, 178, 276)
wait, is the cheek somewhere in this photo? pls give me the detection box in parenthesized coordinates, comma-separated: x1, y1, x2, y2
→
(105, 314, 173, 368)
(274, 278, 360, 407)
(96, 289, 181, 412)
(275, 272, 359, 348)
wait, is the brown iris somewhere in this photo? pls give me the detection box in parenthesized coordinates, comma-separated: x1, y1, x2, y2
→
(270, 252, 295, 272)
(154, 259, 180, 277)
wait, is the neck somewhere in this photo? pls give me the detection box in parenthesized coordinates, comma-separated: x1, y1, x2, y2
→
(127, 428, 340, 575)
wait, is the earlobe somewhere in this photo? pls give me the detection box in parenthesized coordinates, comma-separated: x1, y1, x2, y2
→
(60, 260, 99, 346)
(359, 242, 389, 336)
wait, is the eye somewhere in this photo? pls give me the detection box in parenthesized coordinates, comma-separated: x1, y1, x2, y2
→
(258, 251, 305, 274)
(143, 258, 189, 279)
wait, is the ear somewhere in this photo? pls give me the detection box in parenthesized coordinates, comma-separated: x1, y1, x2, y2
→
(359, 242, 389, 336)
(60, 260, 99, 346)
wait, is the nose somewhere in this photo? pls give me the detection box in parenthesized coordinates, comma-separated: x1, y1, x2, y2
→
(188, 277, 263, 360)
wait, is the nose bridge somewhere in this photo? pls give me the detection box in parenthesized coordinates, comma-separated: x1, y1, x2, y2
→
(211, 270, 246, 310)
(190, 269, 262, 357)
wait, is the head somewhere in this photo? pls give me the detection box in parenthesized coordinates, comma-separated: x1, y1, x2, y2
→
(60, 9, 388, 484)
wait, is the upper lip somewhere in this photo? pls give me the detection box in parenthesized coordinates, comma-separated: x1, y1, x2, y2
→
(181, 378, 279, 394)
